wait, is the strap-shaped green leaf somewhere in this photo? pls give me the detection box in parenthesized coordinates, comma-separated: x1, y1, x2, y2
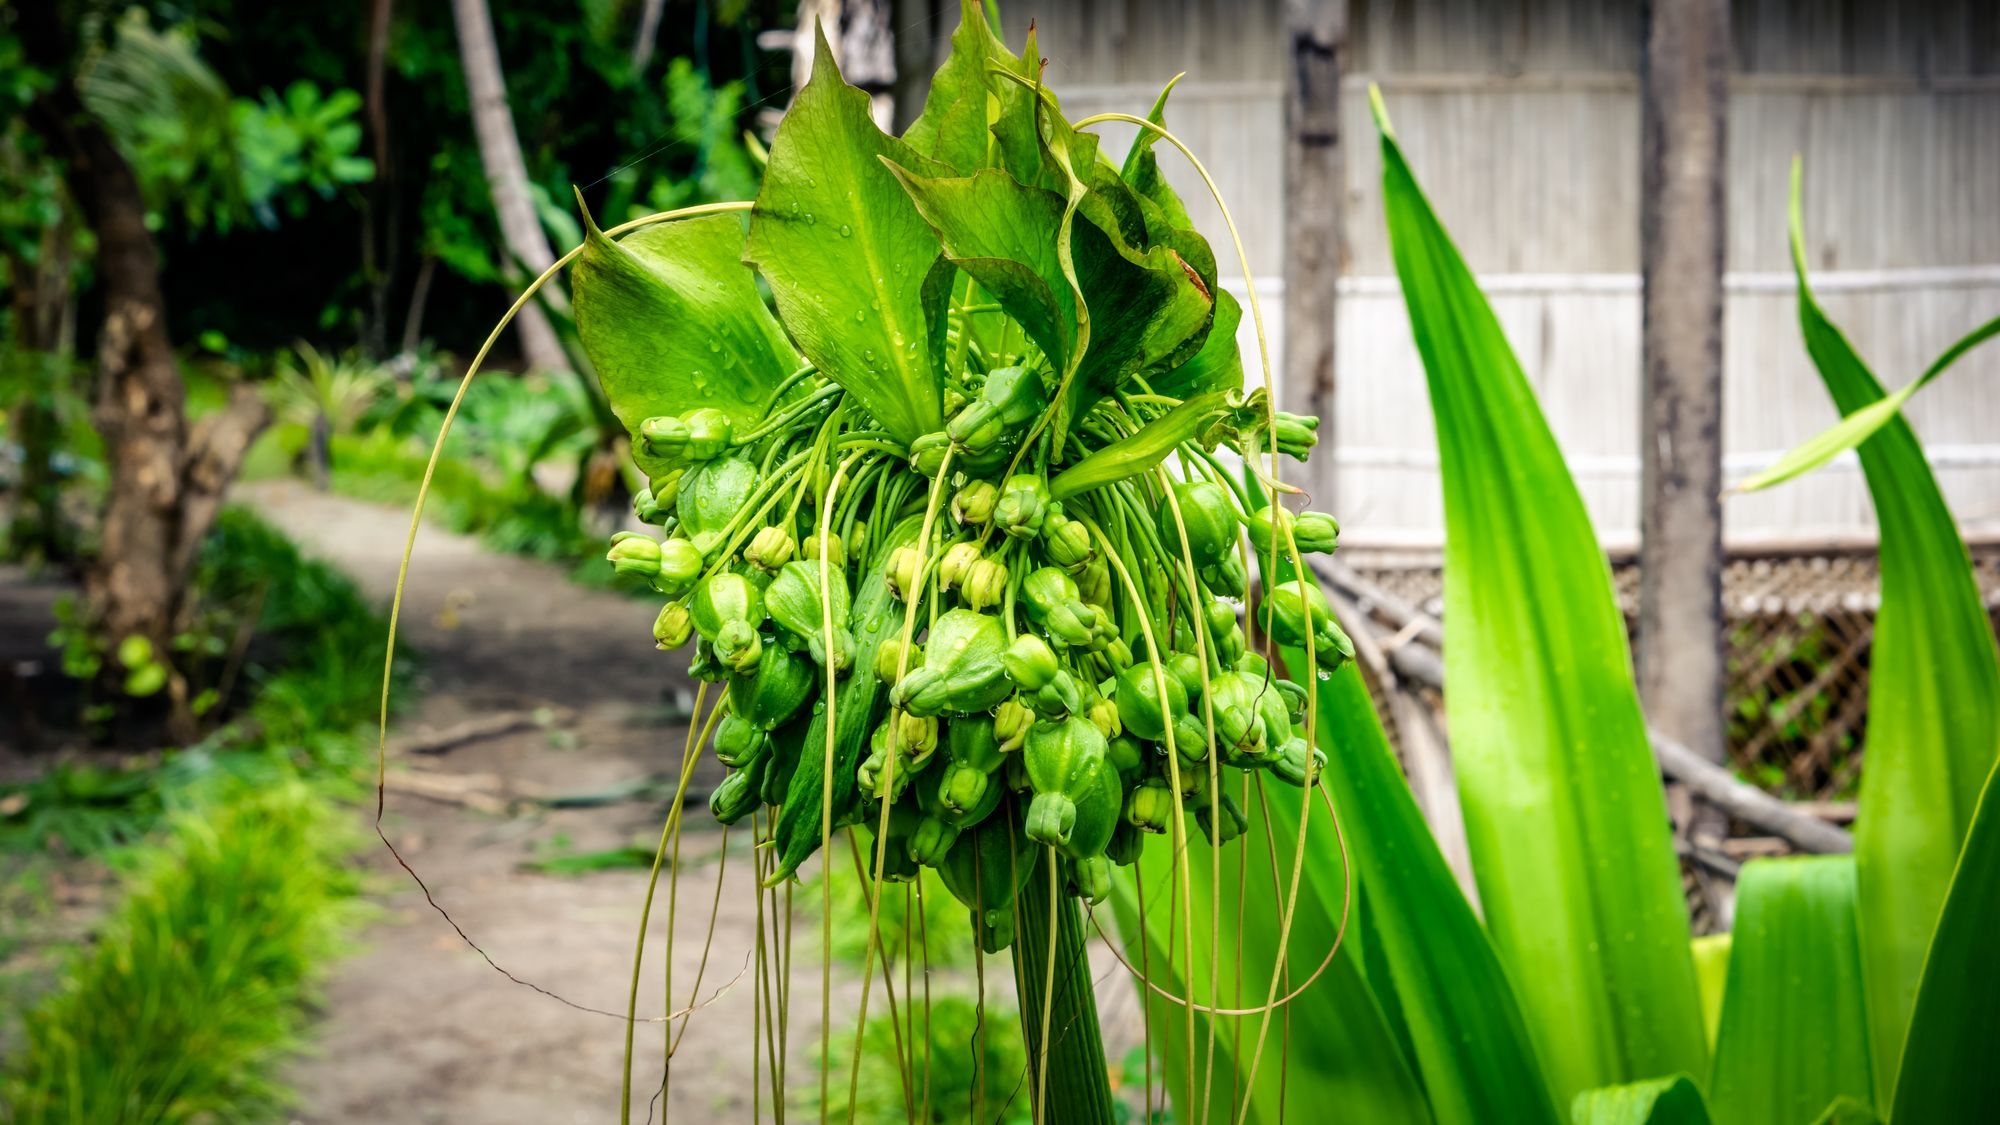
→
(1708, 857, 1872, 1125)
(1890, 758, 2000, 1122)
(1785, 165, 2000, 1099)
(743, 30, 950, 446)
(1733, 309, 1999, 494)
(1572, 1076, 1713, 1125)
(1690, 935, 1730, 1049)
(1807, 1097, 1882, 1125)
(571, 211, 799, 478)
(1372, 88, 1707, 1105)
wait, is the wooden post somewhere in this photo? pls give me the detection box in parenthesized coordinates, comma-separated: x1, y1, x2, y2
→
(1639, 0, 1730, 822)
(1283, 0, 1346, 507)
(890, 0, 940, 135)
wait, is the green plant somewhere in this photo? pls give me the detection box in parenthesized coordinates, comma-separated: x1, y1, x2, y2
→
(0, 778, 361, 1123)
(1143, 89, 1999, 1125)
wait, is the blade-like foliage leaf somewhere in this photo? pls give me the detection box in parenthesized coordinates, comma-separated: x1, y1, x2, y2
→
(1281, 650, 1559, 1125)
(1572, 1076, 1713, 1125)
(1110, 776, 1435, 1125)
(743, 31, 951, 445)
(1707, 857, 1872, 1125)
(1890, 759, 2000, 1122)
(1690, 935, 1729, 1050)
(1733, 313, 2000, 493)
(1808, 1097, 1882, 1125)
(1371, 88, 1707, 1105)
(1786, 164, 2000, 1098)
(570, 211, 799, 478)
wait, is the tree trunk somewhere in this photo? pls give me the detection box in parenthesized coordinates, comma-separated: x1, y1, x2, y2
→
(450, 0, 569, 372)
(630, 0, 666, 75)
(19, 0, 268, 740)
(889, 0, 941, 134)
(795, 0, 898, 129)
(3, 209, 78, 564)
(361, 0, 398, 358)
(1282, 0, 1346, 508)
(1638, 0, 1730, 833)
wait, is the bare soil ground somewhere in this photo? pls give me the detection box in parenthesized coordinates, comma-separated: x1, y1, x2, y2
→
(239, 482, 1147, 1124)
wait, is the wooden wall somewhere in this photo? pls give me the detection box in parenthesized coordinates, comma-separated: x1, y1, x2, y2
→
(993, 0, 2000, 546)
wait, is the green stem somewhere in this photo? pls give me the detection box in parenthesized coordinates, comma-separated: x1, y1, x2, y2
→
(1010, 878, 1117, 1125)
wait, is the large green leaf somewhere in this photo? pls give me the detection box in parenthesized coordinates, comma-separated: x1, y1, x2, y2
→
(743, 31, 950, 446)
(1271, 648, 1559, 1124)
(1371, 89, 1707, 1105)
(1572, 1076, 1713, 1125)
(1733, 312, 2000, 493)
(1890, 758, 2000, 1122)
(1110, 773, 1434, 1125)
(900, 0, 1019, 175)
(1707, 857, 1872, 1125)
(1785, 166, 2000, 1098)
(570, 211, 800, 478)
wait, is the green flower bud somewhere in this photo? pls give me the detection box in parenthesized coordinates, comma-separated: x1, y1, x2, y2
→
(937, 719, 1005, 824)
(952, 481, 999, 526)
(1115, 663, 1190, 742)
(689, 637, 725, 682)
(886, 545, 924, 602)
(764, 561, 853, 671)
(948, 366, 1046, 454)
(1262, 577, 1354, 672)
(943, 385, 970, 416)
(1201, 554, 1247, 599)
(1105, 821, 1145, 865)
(633, 487, 665, 525)
(1171, 712, 1212, 764)
(993, 474, 1050, 540)
(859, 719, 923, 801)
(800, 531, 844, 567)
(1022, 567, 1096, 648)
(1157, 480, 1238, 570)
(713, 714, 768, 769)
(1247, 507, 1339, 556)
(607, 533, 664, 580)
(1002, 633, 1060, 690)
(653, 538, 704, 595)
(1043, 511, 1094, 571)
(909, 431, 953, 477)
(1237, 650, 1270, 678)
(962, 558, 1008, 611)
(708, 758, 766, 824)
(649, 469, 686, 512)
(1274, 678, 1308, 725)
(993, 698, 1034, 752)
(1194, 790, 1249, 844)
(1269, 737, 1325, 788)
(1023, 715, 1109, 850)
(678, 456, 759, 548)
(1166, 652, 1205, 701)
(713, 619, 763, 674)
(1071, 855, 1113, 905)
(746, 525, 796, 571)
(892, 610, 1011, 717)
(730, 645, 815, 730)
(1106, 733, 1145, 781)
(1087, 696, 1121, 739)
(898, 711, 940, 759)
(875, 637, 922, 684)
(1271, 411, 1320, 460)
(692, 572, 763, 641)
(1076, 556, 1112, 607)
(1028, 669, 1085, 720)
(1205, 671, 1265, 757)
(938, 542, 981, 591)
(1125, 778, 1174, 833)
(653, 602, 695, 650)
(639, 414, 692, 459)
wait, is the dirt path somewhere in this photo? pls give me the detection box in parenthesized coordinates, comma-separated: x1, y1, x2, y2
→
(242, 482, 794, 1123)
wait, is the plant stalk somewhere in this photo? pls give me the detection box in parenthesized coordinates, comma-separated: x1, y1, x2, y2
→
(1011, 870, 1118, 1125)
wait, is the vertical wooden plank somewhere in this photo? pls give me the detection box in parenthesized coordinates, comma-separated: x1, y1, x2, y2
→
(1284, 0, 1348, 504)
(1638, 0, 1731, 787)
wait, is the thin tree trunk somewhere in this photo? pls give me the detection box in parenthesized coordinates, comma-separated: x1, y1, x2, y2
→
(450, 0, 568, 372)
(361, 0, 398, 358)
(1638, 0, 1730, 832)
(1282, 0, 1346, 508)
(889, 0, 940, 134)
(20, 0, 268, 740)
(631, 0, 666, 75)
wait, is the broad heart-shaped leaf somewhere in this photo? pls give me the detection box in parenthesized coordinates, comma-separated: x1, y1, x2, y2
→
(743, 31, 950, 447)
(1110, 774, 1434, 1125)
(1707, 857, 1872, 1125)
(900, 0, 1020, 174)
(1733, 311, 2000, 493)
(1572, 1076, 1712, 1125)
(1890, 758, 2000, 1123)
(1151, 288, 1244, 398)
(1785, 165, 2000, 1099)
(1372, 89, 1708, 1107)
(1282, 648, 1559, 1125)
(886, 163, 1213, 412)
(570, 210, 799, 479)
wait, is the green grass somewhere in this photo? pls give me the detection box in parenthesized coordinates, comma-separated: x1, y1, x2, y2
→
(0, 779, 360, 1123)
